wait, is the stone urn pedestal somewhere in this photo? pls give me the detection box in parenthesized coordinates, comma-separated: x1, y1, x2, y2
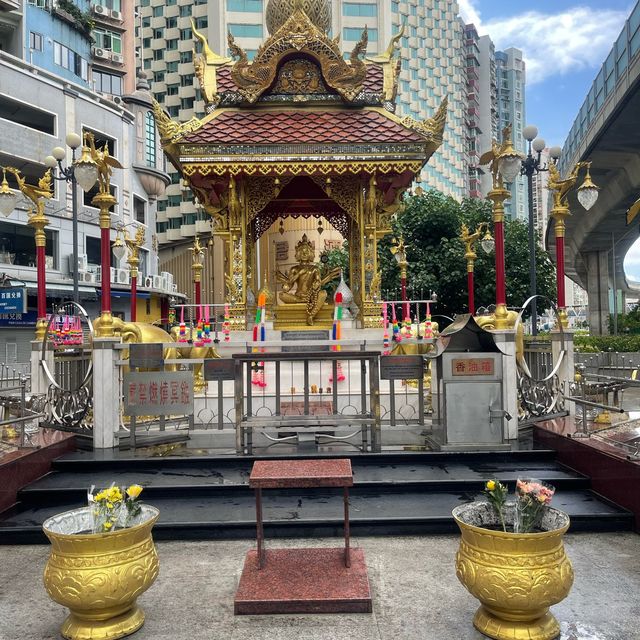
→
(452, 502, 573, 640)
(43, 505, 160, 640)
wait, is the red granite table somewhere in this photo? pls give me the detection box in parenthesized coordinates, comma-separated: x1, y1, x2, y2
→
(234, 458, 372, 615)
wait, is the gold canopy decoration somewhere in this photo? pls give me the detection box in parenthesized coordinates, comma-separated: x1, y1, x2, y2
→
(266, 0, 332, 35)
(228, 3, 368, 103)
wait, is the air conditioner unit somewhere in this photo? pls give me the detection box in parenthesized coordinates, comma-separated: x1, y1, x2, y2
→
(160, 275, 168, 291)
(92, 4, 107, 15)
(171, 284, 177, 293)
(68, 254, 88, 273)
(161, 271, 173, 289)
(111, 52, 124, 65)
(92, 47, 109, 60)
(112, 95, 123, 105)
(110, 9, 122, 20)
(115, 268, 130, 285)
(152, 275, 163, 290)
(144, 276, 154, 288)
(79, 271, 96, 284)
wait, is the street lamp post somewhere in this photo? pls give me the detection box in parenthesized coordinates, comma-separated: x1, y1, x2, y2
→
(547, 159, 599, 328)
(520, 125, 554, 335)
(190, 235, 205, 307)
(391, 236, 410, 324)
(113, 225, 145, 321)
(460, 223, 494, 315)
(481, 124, 523, 329)
(45, 133, 100, 303)
(0, 167, 54, 340)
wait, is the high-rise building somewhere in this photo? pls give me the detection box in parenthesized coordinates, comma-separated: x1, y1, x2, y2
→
(0, 1, 172, 360)
(139, 0, 469, 254)
(89, 0, 138, 96)
(495, 47, 527, 221)
(476, 33, 497, 196)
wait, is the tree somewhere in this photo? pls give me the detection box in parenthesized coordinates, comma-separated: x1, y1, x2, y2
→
(378, 190, 556, 320)
(319, 240, 349, 294)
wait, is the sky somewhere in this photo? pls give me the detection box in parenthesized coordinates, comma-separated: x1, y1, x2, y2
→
(457, 0, 640, 279)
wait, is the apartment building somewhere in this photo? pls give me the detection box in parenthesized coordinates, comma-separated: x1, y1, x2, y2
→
(495, 47, 527, 221)
(0, 0, 172, 360)
(139, 0, 469, 256)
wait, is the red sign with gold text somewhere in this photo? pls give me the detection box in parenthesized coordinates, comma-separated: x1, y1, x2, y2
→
(451, 358, 495, 376)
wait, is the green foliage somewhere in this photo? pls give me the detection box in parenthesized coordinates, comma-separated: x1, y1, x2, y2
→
(574, 334, 640, 353)
(56, 0, 95, 39)
(609, 304, 640, 334)
(319, 241, 349, 294)
(378, 190, 556, 319)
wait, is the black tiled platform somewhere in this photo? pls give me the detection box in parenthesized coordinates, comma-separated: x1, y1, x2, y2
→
(0, 449, 632, 544)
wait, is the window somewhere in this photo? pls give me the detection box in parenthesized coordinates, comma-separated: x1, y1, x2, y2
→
(93, 0, 121, 9)
(179, 51, 192, 63)
(134, 196, 147, 224)
(93, 70, 123, 95)
(83, 128, 116, 157)
(179, 5, 191, 17)
(0, 95, 55, 135)
(179, 28, 192, 40)
(167, 39, 178, 50)
(145, 112, 156, 168)
(166, 17, 177, 28)
(228, 23, 263, 38)
(195, 17, 207, 29)
(153, 49, 164, 61)
(343, 28, 376, 41)
(27, 0, 47, 7)
(343, 3, 377, 17)
(226, 0, 262, 10)
(0, 221, 57, 269)
(166, 60, 178, 72)
(94, 28, 122, 53)
(152, 6, 163, 17)
(53, 42, 88, 81)
(29, 32, 43, 51)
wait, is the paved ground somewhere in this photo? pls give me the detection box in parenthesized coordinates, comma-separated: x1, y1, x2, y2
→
(1, 533, 638, 640)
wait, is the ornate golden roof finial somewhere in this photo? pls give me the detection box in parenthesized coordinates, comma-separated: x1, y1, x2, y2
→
(266, 0, 332, 35)
(192, 18, 232, 105)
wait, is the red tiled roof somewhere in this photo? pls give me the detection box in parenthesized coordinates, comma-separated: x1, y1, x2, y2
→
(216, 63, 384, 95)
(181, 109, 424, 145)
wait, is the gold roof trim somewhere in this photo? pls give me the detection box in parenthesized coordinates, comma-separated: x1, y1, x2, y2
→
(227, 5, 368, 103)
(182, 160, 424, 178)
(399, 95, 448, 148)
(152, 99, 203, 146)
(367, 22, 405, 102)
(192, 19, 232, 106)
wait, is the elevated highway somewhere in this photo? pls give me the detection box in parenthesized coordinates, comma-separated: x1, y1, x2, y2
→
(548, 3, 640, 333)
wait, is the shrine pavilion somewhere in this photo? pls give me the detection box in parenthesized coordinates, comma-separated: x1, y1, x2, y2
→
(153, 0, 447, 330)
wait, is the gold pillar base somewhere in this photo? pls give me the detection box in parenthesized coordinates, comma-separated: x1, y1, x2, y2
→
(61, 604, 145, 640)
(95, 311, 116, 338)
(474, 606, 560, 640)
(35, 317, 48, 342)
(493, 303, 511, 330)
(361, 301, 381, 329)
(556, 308, 569, 330)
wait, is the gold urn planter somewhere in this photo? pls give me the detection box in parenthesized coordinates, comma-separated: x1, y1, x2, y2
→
(452, 502, 573, 640)
(43, 504, 160, 640)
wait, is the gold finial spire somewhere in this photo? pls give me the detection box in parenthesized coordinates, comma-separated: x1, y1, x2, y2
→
(265, 0, 332, 35)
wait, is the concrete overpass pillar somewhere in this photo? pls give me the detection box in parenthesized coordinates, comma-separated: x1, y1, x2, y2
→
(584, 250, 610, 335)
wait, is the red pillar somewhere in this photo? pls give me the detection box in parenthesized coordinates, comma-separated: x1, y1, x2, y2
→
(36, 244, 47, 322)
(194, 280, 201, 306)
(467, 270, 475, 315)
(101, 225, 111, 315)
(556, 235, 565, 311)
(494, 218, 506, 308)
(130, 274, 137, 321)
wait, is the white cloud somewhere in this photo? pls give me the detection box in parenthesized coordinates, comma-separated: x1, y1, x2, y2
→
(624, 238, 640, 281)
(456, 3, 628, 85)
(457, 0, 482, 26)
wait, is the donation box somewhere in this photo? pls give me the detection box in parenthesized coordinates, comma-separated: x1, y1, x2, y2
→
(432, 315, 508, 450)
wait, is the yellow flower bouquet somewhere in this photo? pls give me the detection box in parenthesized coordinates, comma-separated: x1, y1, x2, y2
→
(88, 484, 144, 533)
